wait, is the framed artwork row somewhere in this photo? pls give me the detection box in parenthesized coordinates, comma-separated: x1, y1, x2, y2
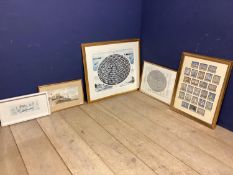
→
(0, 79, 84, 126)
(171, 52, 232, 128)
(0, 38, 232, 129)
(82, 39, 140, 102)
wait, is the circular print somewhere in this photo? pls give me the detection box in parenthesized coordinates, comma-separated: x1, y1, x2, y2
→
(147, 70, 167, 92)
(98, 54, 130, 85)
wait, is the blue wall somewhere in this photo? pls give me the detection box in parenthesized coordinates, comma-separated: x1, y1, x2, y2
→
(1, 0, 233, 131)
(0, 0, 142, 99)
(141, 0, 233, 131)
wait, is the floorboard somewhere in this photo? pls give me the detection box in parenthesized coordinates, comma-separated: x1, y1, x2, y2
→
(116, 92, 233, 169)
(11, 120, 71, 175)
(130, 92, 233, 147)
(60, 107, 156, 175)
(1, 91, 233, 175)
(80, 103, 199, 175)
(98, 95, 233, 175)
(0, 127, 28, 175)
(37, 113, 115, 175)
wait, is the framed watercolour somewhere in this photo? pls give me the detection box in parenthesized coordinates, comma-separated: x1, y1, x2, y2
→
(81, 39, 140, 102)
(140, 61, 177, 105)
(0, 92, 50, 127)
(38, 80, 84, 112)
(171, 52, 232, 128)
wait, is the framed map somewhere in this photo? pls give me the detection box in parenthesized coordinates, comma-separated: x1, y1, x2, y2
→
(81, 39, 140, 102)
(171, 52, 232, 129)
(0, 92, 50, 126)
(38, 80, 84, 112)
(140, 61, 177, 105)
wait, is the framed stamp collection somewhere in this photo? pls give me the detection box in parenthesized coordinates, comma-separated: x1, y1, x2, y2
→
(0, 39, 232, 129)
(171, 52, 232, 128)
(81, 39, 140, 102)
(140, 61, 177, 104)
(38, 80, 84, 112)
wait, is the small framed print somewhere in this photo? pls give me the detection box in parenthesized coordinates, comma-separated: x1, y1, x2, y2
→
(171, 52, 232, 128)
(0, 92, 50, 127)
(38, 80, 84, 112)
(81, 39, 140, 102)
(140, 61, 177, 105)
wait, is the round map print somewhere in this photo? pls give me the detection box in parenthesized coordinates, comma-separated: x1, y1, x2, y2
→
(147, 70, 167, 92)
(98, 54, 130, 85)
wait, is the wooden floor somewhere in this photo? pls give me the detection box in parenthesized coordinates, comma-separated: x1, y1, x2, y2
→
(1, 91, 233, 175)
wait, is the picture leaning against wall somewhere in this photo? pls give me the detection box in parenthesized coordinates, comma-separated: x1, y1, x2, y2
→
(81, 39, 140, 102)
(0, 92, 50, 127)
(38, 80, 84, 112)
(140, 61, 177, 105)
(171, 52, 232, 129)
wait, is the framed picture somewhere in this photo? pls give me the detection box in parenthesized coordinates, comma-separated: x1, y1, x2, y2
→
(140, 61, 177, 105)
(171, 52, 232, 128)
(81, 39, 140, 102)
(0, 92, 50, 127)
(38, 80, 84, 112)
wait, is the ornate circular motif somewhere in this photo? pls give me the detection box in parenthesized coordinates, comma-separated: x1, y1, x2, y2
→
(98, 54, 130, 85)
(147, 70, 167, 92)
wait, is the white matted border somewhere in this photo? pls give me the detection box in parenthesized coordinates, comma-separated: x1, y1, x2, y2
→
(0, 92, 51, 126)
(140, 61, 177, 105)
(82, 39, 140, 102)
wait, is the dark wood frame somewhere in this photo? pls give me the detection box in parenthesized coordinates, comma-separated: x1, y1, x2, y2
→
(140, 60, 177, 105)
(81, 39, 140, 103)
(171, 52, 232, 129)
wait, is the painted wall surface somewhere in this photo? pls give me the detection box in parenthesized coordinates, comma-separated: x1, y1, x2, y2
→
(1, 0, 233, 131)
(0, 0, 141, 99)
(141, 0, 233, 131)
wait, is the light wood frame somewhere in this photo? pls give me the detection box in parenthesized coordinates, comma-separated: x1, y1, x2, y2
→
(140, 61, 177, 105)
(81, 39, 140, 103)
(38, 80, 84, 112)
(171, 52, 232, 129)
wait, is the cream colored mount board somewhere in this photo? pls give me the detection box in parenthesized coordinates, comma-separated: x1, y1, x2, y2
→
(38, 80, 84, 112)
(140, 61, 177, 105)
(0, 92, 51, 127)
(172, 52, 232, 129)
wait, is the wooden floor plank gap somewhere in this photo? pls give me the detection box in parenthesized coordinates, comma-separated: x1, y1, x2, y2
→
(98, 99, 233, 175)
(38, 113, 115, 175)
(130, 92, 233, 147)
(58, 110, 120, 175)
(10, 120, 72, 175)
(79, 107, 159, 175)
(36, 119, 74, 175)
(96, 102, 201, 175)
(60, 107, 156, 175)
(118, 93, 233, 169)
(9, 126, 30, 175)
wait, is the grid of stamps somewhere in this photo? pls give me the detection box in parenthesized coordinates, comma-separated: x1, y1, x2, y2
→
(178, 61, 221, 117)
